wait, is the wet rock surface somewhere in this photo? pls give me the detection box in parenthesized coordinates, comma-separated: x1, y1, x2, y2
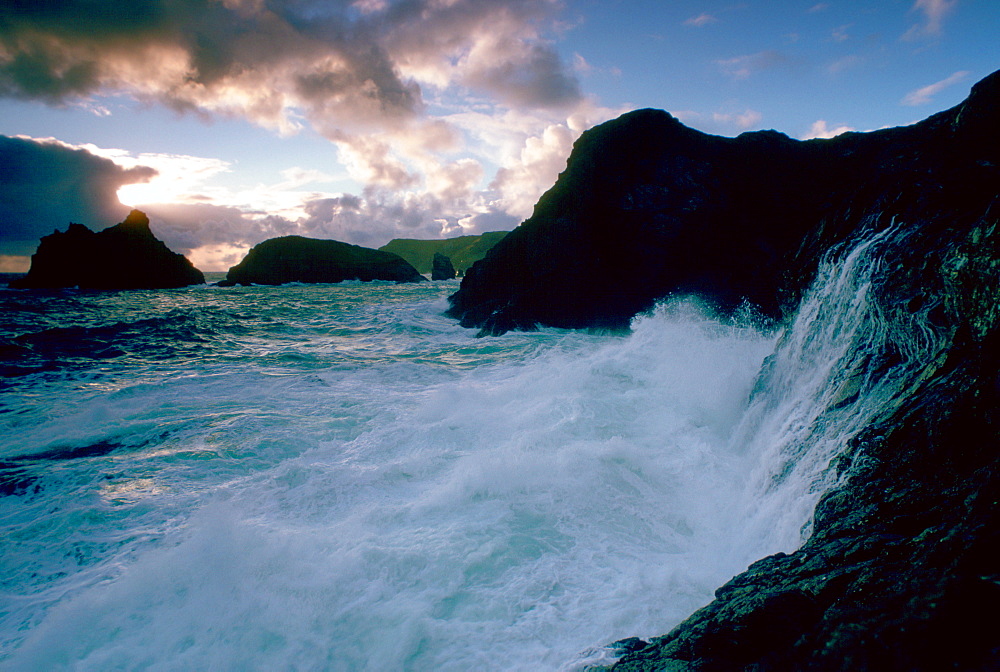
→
(608, 211, 1000, 670)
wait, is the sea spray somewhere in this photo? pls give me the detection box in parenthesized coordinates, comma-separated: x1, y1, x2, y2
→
(3, 284, 776, 670)
(722, 221, 953, 565)
(0, 236, 952, 671)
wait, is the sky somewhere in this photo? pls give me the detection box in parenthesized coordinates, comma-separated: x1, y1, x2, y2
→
(1, 0, 997, 272)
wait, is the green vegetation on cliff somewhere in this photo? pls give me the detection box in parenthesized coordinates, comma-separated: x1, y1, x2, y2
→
(379, 231, 507, 275)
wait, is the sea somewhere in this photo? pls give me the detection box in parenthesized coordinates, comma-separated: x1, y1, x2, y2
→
(0, 232, 930, 671)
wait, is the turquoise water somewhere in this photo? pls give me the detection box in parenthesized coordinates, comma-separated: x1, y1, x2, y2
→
(1, 270, 895, 670)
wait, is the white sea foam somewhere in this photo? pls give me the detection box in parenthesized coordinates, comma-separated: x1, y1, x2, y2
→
(0, 235, 938, 671)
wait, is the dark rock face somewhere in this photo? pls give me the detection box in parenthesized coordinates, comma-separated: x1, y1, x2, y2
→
(431, 252, 456, 280)
(447, 70, 1000, 337)
(224, 235, 426, 285)
(10, 209, 204, 289)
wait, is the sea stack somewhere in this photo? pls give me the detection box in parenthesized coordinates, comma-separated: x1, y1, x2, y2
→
(431, 252, 456, 280)
(223, 235, 426, 285)
(10, 209, 205, 289)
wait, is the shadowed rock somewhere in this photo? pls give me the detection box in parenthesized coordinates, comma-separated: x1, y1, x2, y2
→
(10, 209, 204, 289)
(431, 252, 456, 280)
(223, 235, 426, 286)
(447, 70, 1000, 337)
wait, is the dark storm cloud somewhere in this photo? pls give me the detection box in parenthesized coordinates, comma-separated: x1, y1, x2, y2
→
(0, 135, 155, 255)
(0, 0, 581, 132)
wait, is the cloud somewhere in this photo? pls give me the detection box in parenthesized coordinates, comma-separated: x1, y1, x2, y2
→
(0, 1, 604, 269)
(667, 108, 764, 136)
(828, 55, 864, 75)
(902, 0, 958, 40)
(803, 120, 855, 139)
(684, 13, 718, 27)
(0, 103, 615, 270)
(808, 3, 830, 12)
(715, 51, 787, 80)
(0, 255, 30, 273)
(0, 135, 154, 255)
(0, 0, 582, 135)
(831, 25, 851, 42)
(900, 70, 970, 106)
(712, 109, 763, 131)
(490, 120, 577, 218)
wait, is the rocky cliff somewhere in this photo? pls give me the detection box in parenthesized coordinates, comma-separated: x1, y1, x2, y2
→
(224, 235, 425, 285)
(448, 70, 1000, 670)
(10, 209, 204, 289)
(447, 71, 1000, 338)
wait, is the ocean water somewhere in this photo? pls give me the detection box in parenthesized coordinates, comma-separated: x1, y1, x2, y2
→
(0, 237, 927, 671)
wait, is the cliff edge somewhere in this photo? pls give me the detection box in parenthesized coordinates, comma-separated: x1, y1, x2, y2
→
(447, 71, 1000, 338)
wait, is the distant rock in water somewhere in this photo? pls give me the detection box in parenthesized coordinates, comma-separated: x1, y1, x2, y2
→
(379, 232, 507, 276)
(431, 252, 456, 280)
(10, 210, 204, 290)
(224, 235, 426, 286)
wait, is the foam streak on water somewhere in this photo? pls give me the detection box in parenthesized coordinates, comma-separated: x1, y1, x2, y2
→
(0, 242, 935, 670)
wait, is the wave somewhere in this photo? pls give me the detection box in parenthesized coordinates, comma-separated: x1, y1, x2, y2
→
(0, 227, 955, 670)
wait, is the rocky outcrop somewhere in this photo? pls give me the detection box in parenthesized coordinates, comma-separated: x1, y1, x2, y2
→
(447, 71, 1000, 337)
(10, 209, 204, 289)
(608, 201, 1000, 671)
(431, 252, 456, 280)
(379, 231, 507, 276)
(224, 235, 425, 285)
(441, 70, 1000, 670)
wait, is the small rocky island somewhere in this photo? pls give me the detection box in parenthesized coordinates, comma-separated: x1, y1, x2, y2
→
(10, 209, 204, 290)
(222, 235, 425, 285)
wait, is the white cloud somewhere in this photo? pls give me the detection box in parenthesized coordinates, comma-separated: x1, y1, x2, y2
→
(684, 13, 718, 27)
(902, 0, 958, 40)
(667, 108, 764, 135)
(900, 70, 970, 106)
(0, 255, 31, 273)
(831, 25, 851, 42)
(0, 1, 626, 266)
(712, 109, 763, 131)
(828, 55, 864, 75)
(0, 1, 582, 133)
(803, 120, 855, 139)
(715, 51, 787, 80)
